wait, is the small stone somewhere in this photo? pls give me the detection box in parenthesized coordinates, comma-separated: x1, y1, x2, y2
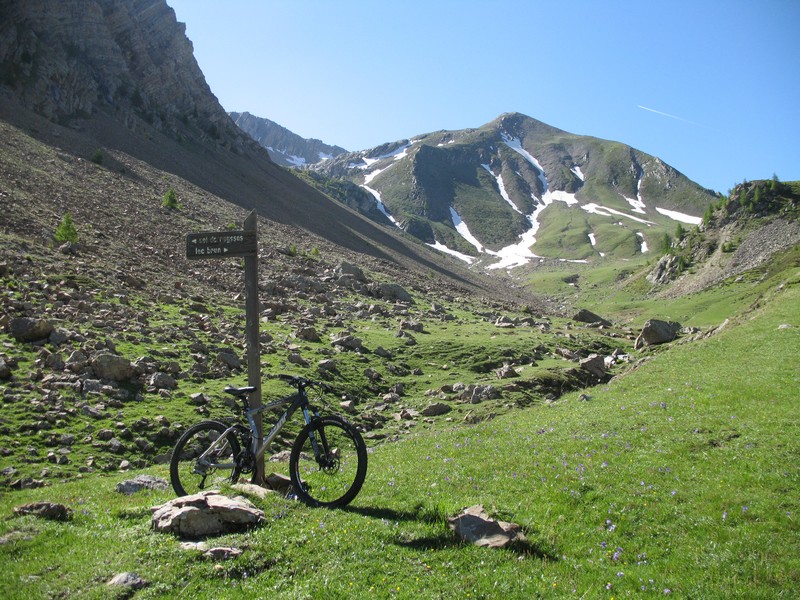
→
(204, 547, 243, 560)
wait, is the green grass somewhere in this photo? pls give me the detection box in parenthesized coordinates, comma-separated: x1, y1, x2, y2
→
(2, 272, 797, 598)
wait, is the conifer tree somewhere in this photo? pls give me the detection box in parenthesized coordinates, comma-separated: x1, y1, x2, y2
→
(54, 213, 79, 244)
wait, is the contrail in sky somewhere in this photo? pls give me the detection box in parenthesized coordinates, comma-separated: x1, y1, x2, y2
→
(637, 105, 698, 125)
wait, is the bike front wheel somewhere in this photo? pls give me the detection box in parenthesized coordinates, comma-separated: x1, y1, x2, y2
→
(289, 415, 367, 508)
(170, 421, 242, 497)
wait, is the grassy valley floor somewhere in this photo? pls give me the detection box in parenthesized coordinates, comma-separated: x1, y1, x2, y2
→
(1, 276, 798, 598)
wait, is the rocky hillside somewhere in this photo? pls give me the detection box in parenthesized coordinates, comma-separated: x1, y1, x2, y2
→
(0, 0, 506, 297)
(647, 178, 800, 295)
(308, 112, 718, 267)
(231, 111, 347, 168)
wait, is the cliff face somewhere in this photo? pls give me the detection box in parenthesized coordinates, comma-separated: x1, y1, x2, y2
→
(0, 0, 241, 148)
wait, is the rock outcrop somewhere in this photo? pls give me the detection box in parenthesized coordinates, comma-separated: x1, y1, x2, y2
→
(0, 0, 253, 152)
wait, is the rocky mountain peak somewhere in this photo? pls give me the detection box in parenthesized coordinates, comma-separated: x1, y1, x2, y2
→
(230, 111, 347, 167)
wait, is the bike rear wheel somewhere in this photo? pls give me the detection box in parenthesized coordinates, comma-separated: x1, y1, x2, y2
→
(289, 415, 367, 508)
(170, 421, 241, 497)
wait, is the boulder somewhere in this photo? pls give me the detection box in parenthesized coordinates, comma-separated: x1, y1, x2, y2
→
(317, 358, 338, 373)
(9, 317, 54, 342)
(217, 351, 242, 370)
(572, 308, 612, 327)
(148, 371, 177, 390)
(116, 474, 169, 495)
(296, 326, 321, 342)
(91, 352, 133, 381)
(368, 282, 413, 303)
(495, 364, 518, 379)
(635, 319, 681, 349)
(231, 483, 273, 500)
(288, 352, 310, 367)
(14, 501, 72, 521)
(460, 384, 500, 404)
(421, 402, 452, 417)
(337, 261, 367, 283)
(151, 491, 265, 538)
(448, 505, 526, 549)
(0, 358, 11, 380)
(65, 350, 89, 371)
(107, 572, 149, 591)
(579, 354, 607, 379)
(331, 333, 362, 352)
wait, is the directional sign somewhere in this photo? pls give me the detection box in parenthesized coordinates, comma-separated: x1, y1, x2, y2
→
(186, 230, 257, 259)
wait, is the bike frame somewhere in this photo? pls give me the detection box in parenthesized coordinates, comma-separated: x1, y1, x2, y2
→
(245, 392, 318, 461)
(195, 389, 322, 470)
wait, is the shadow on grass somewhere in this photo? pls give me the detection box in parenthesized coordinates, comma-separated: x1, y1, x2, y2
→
(342, 505, 558, 559)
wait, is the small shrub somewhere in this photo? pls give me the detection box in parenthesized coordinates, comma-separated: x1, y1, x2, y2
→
(162, 187, 179, 209)
(54, 213, 79, 244)
(90, 149, 104, 165)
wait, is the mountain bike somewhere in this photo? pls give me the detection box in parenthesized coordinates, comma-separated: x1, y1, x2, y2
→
(169, 374, 368, 508)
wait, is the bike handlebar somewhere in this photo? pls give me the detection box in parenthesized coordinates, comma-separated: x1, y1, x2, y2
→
(276, 373, 333, 393)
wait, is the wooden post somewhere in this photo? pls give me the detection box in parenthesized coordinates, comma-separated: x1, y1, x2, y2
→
(186, 212, 263, 484)
(242, 210, 264, 485)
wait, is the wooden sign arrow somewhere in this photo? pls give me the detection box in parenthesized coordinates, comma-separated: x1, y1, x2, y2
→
(186, 230, 257, 259)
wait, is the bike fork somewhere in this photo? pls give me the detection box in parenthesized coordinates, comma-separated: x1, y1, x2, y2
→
(303, 408, 329, 465)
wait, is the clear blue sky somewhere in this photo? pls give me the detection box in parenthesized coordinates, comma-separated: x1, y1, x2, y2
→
(168, 0, 799, 193)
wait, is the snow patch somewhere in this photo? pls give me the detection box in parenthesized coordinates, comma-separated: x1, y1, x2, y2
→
(655, 207, 702, 225)
(450, 207, 484, 253)
(481, 164, 522, 214)
(588, 232, 606, 257)
(571, 165, 585, 181)
(362, 185, 401, 228)
(426, 241, 475, 264)
(636, 231, 649, 253)
(267, 147, 306, 167)
(582, 203, 655, 225)
(502, 133, 547, 195)
(623, 195, 647, 214)
(360, 141, 415, 168)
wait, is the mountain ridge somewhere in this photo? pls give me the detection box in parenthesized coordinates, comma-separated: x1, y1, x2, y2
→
(298, 111, 717, 268)
(230, 111, 347, 168)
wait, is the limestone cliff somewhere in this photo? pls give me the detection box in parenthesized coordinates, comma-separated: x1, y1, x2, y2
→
(0, 0, 250, 151)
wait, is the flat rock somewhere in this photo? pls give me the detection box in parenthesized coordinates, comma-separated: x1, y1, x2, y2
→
(151, 490, 265, 539)
(448, 505, 526, 549)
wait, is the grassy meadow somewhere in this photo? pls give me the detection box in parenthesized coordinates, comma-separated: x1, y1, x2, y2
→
(2, 269, 798, 598)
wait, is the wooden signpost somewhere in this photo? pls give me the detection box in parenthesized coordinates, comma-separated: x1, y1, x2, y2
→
(186, 210, 265, 485)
